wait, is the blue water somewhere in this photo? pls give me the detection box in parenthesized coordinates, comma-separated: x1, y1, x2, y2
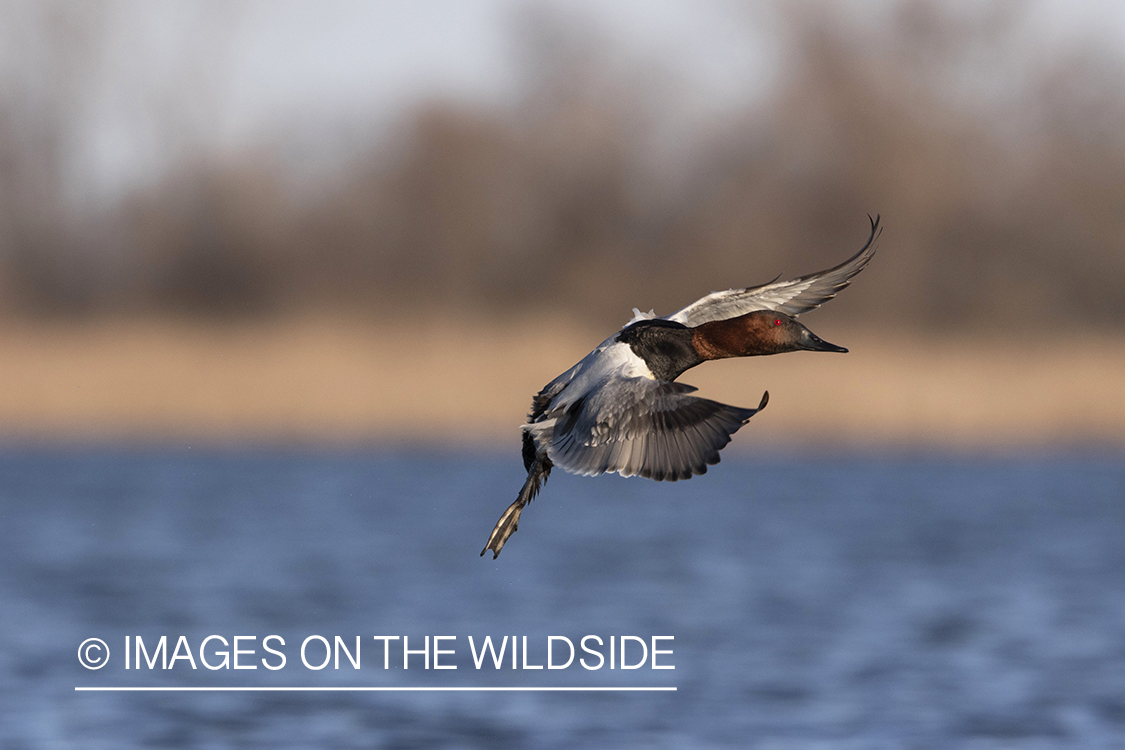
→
(2, 447, 1124, 748)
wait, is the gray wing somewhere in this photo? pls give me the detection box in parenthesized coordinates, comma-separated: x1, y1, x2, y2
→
(531, 377, 769, 482)
(666, 215, 880, 325)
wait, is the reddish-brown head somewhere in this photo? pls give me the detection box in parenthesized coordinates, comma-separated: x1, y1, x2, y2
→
(691, 310, 848, 360)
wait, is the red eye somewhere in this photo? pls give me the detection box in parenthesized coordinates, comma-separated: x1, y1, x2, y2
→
(773, 319, 782, 326)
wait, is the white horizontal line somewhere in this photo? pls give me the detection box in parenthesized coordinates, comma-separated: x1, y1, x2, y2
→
(75, 686, 676, 692)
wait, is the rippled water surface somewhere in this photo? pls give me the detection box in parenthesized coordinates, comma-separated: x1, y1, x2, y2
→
(2, 447, 1124, 748)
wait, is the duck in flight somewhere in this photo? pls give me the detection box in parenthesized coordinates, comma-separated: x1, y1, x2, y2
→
(482, 215, 881, 559)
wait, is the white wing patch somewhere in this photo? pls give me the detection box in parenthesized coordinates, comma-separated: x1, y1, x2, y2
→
(626, 307, 657, 325)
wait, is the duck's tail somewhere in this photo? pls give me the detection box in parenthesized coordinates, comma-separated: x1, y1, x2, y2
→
(481, 453, 552, 559)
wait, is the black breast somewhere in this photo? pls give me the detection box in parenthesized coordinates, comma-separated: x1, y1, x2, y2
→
(617, 319, 703, 381)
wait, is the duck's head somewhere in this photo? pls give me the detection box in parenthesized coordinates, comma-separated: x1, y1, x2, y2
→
(692, 310, 848, 359)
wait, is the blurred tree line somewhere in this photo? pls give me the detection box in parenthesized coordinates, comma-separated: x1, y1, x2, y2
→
(1, 1, 1123, 330)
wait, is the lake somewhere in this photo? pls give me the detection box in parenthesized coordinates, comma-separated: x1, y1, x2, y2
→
(2, 447, 1123, 747)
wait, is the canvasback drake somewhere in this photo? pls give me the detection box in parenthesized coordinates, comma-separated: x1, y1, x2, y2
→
(482, 215, 881, 558)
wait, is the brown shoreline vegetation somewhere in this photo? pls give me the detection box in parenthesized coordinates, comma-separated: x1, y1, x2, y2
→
(2, 315, 1122, 451)
(2, 4, 1123, 454)
(4, 4, 1125, 334)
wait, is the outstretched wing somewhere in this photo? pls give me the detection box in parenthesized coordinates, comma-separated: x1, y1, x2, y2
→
(666, 215, 880, 325)
(528, 376, 769, 482)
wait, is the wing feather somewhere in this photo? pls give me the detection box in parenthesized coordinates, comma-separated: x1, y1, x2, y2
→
(666, 215, 880, 325)
(531, 376, 768, 481)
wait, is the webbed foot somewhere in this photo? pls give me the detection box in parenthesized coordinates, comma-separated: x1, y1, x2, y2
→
(481, 500, 524, 559)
